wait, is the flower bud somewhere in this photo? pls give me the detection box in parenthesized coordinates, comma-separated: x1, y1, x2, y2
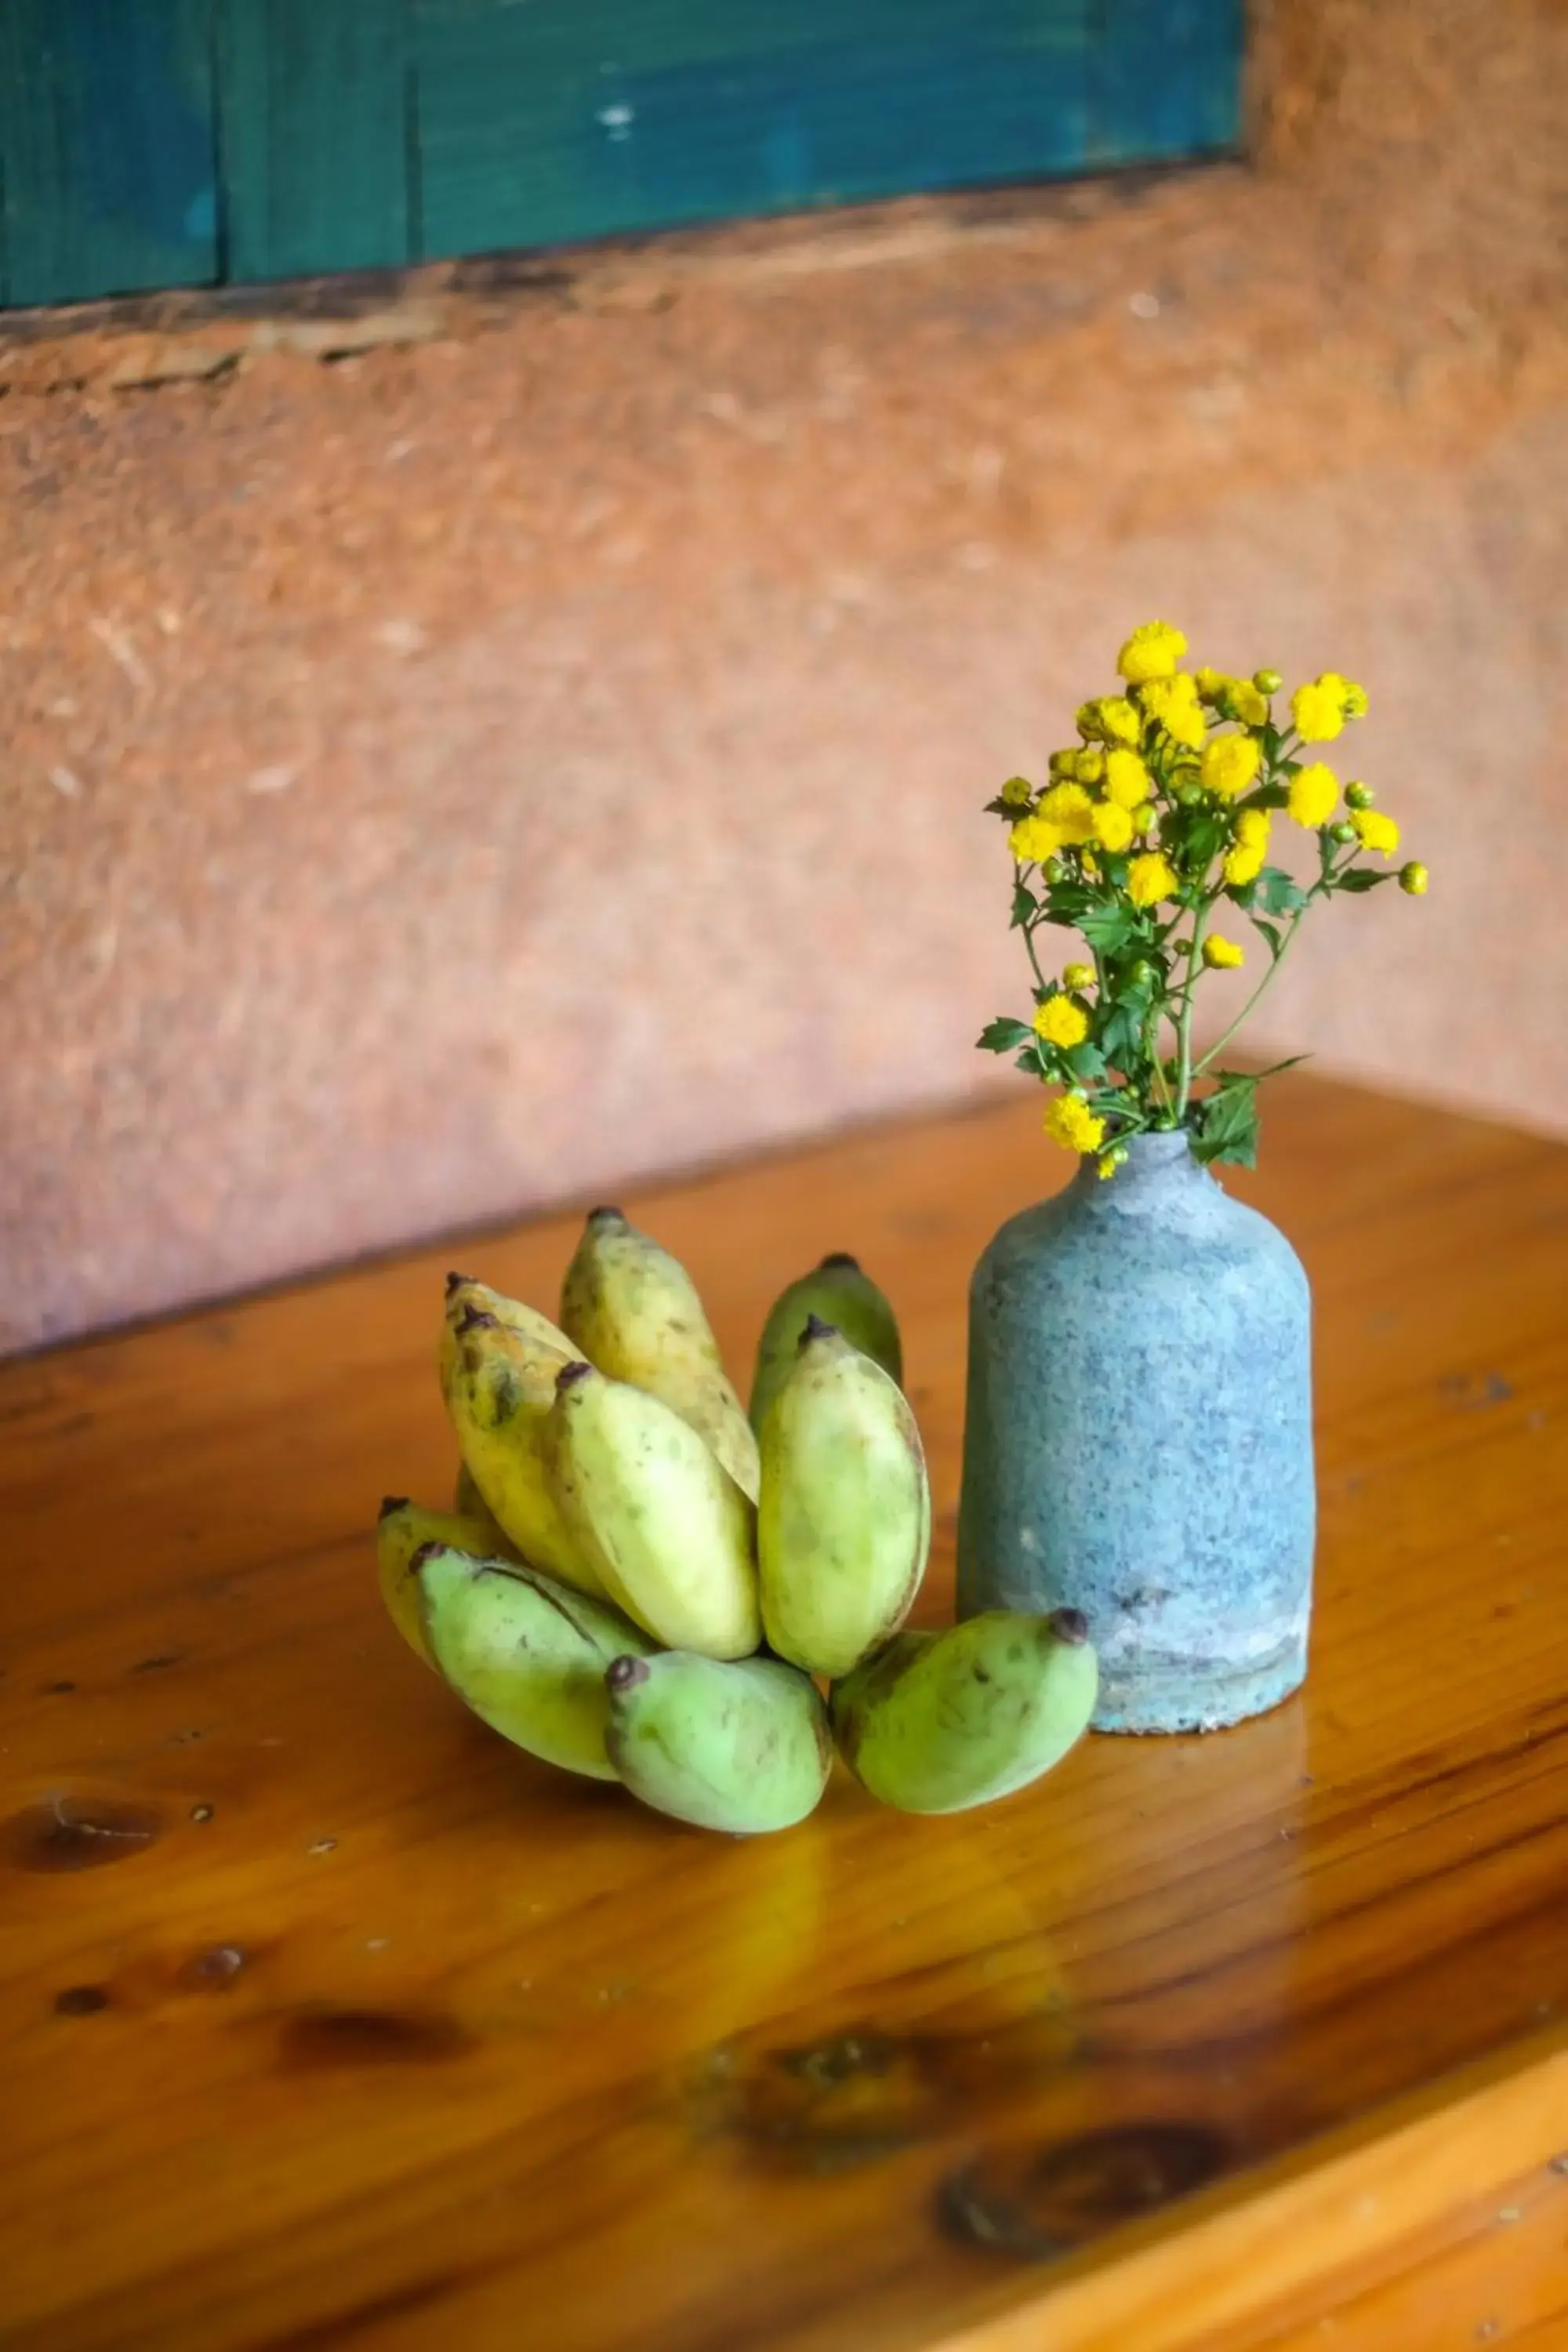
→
(1329, 819, 1358, 844)
(1344, 780, 1374, 811)
(1399, 861, 1429, 896)
(1176, 782, 1205, 808)
(1252, 668, 1283, 695)
(1044, 857, 1069, 886)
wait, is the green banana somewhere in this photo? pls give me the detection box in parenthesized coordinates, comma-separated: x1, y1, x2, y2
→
(604, 1651, 832, 1833)
(561, 1207, 760, 1502)
(749, 1253, 903, 1435)
(757, 1317, 929, 1679)
(376, 1496, 517, 1664)
(441, 1300, 603, 1596)
(416, 1544, 655, 1780)
(830, 1610, 1098, 1815)
(546, 1361, 760, 1659)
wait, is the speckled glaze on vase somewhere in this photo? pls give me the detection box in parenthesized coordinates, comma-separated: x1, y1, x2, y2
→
(956, 1131, 1313, 1733)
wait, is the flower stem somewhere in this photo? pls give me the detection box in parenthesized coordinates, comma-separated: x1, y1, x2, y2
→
(1194, 911, 1301, 1076)
(1172, 898, 1210, 1120)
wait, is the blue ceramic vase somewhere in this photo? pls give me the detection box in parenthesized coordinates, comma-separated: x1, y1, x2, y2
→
(956, 1130, 1314, 1733)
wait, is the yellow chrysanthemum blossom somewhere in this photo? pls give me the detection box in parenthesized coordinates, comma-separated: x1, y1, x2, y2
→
(1037, 782, 1097, 844)
(1352, 808, 1401, 856)
(1043, 1093, 1107, 1155)
(1139, 672, 1206, 750)
(1399, 861, 1428, 895)
(1127, 851, 1178, 909)
(1200, 733, 1263, 800)
(1290, 676, 1347, 743)
(1116, 621, 1188, 686)
(1222, 808, 1270, 889)
(1033, 996, 1091, 1049)
(1224, 678, 1270, 728)
(1341, 680, 1369, 719)
(1008, 815, 1062, 864)
(1235, 807, 1272, 848)
(1000, 775, 1033, 809)
(1078, 696, 1142, 747)
(1091, 800, 1135, 852)
(1048, 749, 1080, 779)
(1287, 761, 1339, 828)
(1076, 746, 1107, 787)
(1062, 961, 1095, 989)
(1203, 934, 1246, 969)
(1194, 665, 1226, 704)
(1103, 747, 1150, 809)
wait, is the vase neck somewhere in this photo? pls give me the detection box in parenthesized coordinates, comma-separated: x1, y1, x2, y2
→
(1070, 1127, 1209, 1211)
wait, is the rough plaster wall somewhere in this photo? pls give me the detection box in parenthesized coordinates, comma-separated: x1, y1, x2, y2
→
(2, 0, 1566, 1352)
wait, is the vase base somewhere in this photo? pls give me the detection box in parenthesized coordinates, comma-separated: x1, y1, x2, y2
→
(1091, 1637, 1307, 1735)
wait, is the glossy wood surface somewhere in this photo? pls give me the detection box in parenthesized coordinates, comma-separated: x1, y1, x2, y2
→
(2, 1073, 1566, 2352)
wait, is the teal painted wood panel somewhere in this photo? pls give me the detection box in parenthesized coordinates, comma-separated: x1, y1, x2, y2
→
(0, 0, 217, 307)
(216, 0, 408, 282)
(1092, 0, 1244, 164)
(412, 0, 1098, 263)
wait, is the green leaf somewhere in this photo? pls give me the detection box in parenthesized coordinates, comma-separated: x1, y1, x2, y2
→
(977, 1017, 1033, 1054)
(1014, 1045, 1046, 1075)
(1334, 867, 1394, 893)
(1010, 881, 1038, 929)
(1255, 866, 1309, 916)
(1075, 901, 1141, 956)
(1065, 1040, 1108, 1083)
(1190, 1074, 1261, 1169)
(1252, 916, 1284, 961)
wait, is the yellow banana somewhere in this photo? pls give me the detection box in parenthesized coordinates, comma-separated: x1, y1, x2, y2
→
(438, 1272, 577, 1398)
(830, 1610, 1098, 1814)
(441, 1301, 603, 1595)
(376, 1496, 517, 1664)
(417, 1544, 655, 1780)
(605, 1651, 832, 1833)
(560, 1207, 760, 1501)
(758, 1316, 929, 1678)
(546, 1361, 760, 1658)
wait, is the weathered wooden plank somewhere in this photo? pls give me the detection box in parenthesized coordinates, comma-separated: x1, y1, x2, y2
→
(216, 0, 409, 284)
(0, 0, 217, 307)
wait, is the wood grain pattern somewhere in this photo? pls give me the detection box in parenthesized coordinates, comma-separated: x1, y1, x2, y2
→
(1, 1073, 1565, 2351)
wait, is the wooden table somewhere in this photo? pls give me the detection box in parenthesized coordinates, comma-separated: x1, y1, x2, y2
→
(4, 1075, 1567, 2352)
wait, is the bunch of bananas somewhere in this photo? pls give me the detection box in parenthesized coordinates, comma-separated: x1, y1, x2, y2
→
(377, 1210, 1098, 1835)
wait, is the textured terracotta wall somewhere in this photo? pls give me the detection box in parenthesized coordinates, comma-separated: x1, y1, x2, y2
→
(2, 0, 1566, 1354)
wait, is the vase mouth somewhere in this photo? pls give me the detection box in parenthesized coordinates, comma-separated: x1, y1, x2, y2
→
(1120, 1128, 1194, 1163)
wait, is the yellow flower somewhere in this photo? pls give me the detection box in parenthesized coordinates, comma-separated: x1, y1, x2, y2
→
(1103, 747, 1150, 809)
(1078, 696, 1142, 746)
(1287, 761, 1339, 828)
(1127, 851, 1178, 908)
(1223, 841, 1266, 888)
(1076, 746, 1107, 787)
(1200, 733, 1262, 800)
(1236, 807, 1272, 848)
(1033, 996, 1090, 1048)
(1224, 679, 1270, 728)
(1341, 679, 1369, 718)
(1062, 961, 1095, 989)
(1091, 800, 1135, 852)
(1203, 933, 1246, 969)
(1044, 1093, 1107, 1155)
(1037, 782, 1096, 844)
(1352, 808, 1401, 857)
(1116, 621, 1188, 685)
(1000, 775, 1033, 809)
(1290, 676, 1347, 742)
(1399, 860, 1428, 895)
(1139, 672, 1206, 750)
(1194, 665, 1226, 704)
(1048, 748, 1080, 779)
(1009, 815, 1062, 864)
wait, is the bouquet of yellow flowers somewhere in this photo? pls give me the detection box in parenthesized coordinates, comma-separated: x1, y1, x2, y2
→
(980, 622, 1428, 1175)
